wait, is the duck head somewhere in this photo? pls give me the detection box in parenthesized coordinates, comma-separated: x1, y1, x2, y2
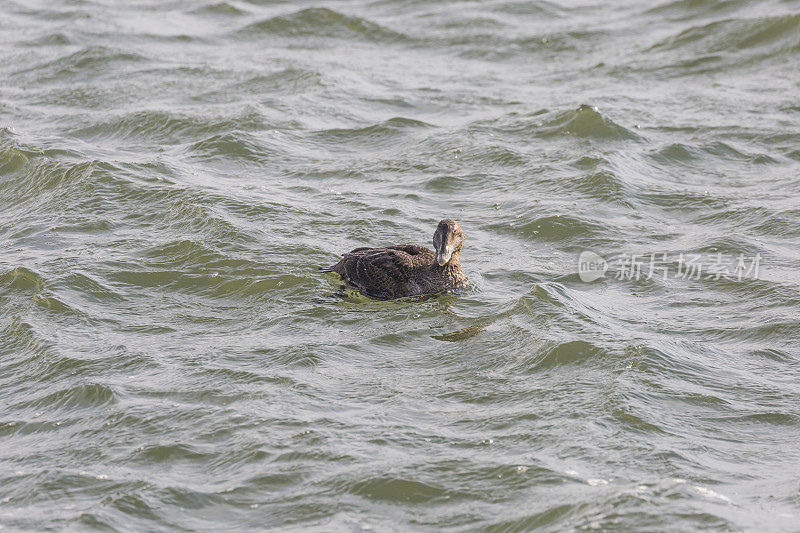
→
(433, 219, 465, 267)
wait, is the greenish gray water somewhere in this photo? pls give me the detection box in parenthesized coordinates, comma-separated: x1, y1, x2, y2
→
(2, 0, 800, 530)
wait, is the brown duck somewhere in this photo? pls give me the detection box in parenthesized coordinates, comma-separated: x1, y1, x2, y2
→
(322, 219, 468, 300)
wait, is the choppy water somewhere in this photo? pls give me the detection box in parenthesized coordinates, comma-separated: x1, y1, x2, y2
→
(2, 0, 800, 530)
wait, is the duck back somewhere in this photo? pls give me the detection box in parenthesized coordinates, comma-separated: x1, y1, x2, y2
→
(325, 245, 466, 300)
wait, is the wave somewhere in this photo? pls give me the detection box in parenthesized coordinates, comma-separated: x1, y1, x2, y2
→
(0, 144, 103, 213)
(135, 235, 291, 272)
(0, 317, 51, 359)
(429, 27, 609, 61)
(69, 109, 267, 144)
(20, 382, 116, 410)
(0, 141, 31, 175)
(487, 213, 609, 244)
(309, 117, 433, 151)
(493, 0, 565, 17)
(192, 69, 324, 103)
(525, 339, 607, 370)
(643, 0, 751, 21)
(692, 205, 800, 237)
(11, 46, 146, 82)
(0, 266, 47, 293)
(188, 131, 281, 164)
(18, 32, 73, 47)
(572, 169, 634, 206)
(486, 106, 642, 142)
(649, 13, 800, 58)
(343, 476, 450, 503)
(234, 7, 407, 43)
(189, 2, 250, 17)
(541, 106, 643, 140)
(647, 141, 778, 165)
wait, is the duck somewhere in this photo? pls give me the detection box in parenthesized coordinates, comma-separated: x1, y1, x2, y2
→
(322, 219, 468, 300)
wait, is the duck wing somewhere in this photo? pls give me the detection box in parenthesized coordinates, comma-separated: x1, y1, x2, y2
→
(385, 244, 431, 256)
(335, 246, 434, 299)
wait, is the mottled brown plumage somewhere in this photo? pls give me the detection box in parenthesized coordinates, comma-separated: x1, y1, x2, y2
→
(323, 219, 468, 300)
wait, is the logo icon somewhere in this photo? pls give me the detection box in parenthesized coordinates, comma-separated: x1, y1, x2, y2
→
(578, 250, 608, 282)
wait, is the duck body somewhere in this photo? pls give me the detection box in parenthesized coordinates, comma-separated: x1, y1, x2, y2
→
(323, 220, 468, 300)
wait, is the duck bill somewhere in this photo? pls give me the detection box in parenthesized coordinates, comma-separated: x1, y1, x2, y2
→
(436, 244, 453, 266)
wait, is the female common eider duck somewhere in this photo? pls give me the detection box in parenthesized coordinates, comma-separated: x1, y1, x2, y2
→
(323, 219, 468, 300)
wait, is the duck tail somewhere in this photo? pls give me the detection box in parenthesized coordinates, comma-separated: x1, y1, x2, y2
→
(319, 265, 336, 273)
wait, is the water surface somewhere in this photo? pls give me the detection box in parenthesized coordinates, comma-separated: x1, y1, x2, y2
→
(2, 0, 800, 530)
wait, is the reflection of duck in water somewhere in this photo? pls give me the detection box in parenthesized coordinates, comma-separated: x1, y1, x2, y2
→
(322, 219, 468, 300)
